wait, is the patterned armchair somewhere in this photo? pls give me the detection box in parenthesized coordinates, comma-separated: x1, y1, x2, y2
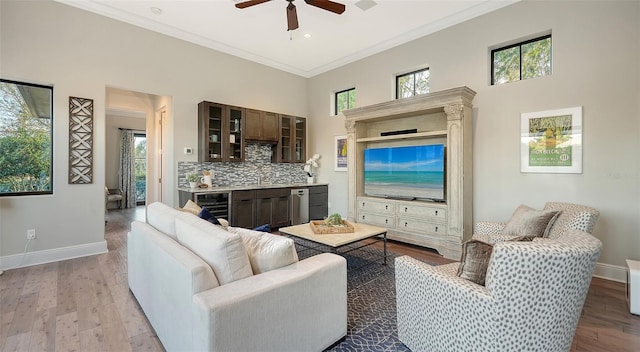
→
(395, 229, 602, 352)
(473, 202, 599, 244)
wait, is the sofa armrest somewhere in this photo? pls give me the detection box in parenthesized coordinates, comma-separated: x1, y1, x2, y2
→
(395, 256, 495, 351)
(128, 221, 218, 351)
(192, 253, 347, 352)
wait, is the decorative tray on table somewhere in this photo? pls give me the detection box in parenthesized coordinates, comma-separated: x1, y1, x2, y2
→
(309, 220, 355, 234)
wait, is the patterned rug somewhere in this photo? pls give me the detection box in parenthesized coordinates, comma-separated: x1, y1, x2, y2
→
(292, 239, 437, 352)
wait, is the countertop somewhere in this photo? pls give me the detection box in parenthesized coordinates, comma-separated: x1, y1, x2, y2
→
(178, 182, 328, 194)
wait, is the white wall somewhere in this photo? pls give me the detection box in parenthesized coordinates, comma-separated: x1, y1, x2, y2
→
(308, 1, 640, 273)
(0, 0, 307, 264)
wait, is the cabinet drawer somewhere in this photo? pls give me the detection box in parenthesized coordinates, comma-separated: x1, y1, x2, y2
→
(232, 190, 256, 201)
(359, 212, 395, 228)
(358, 198, 394, 214)
(256, 188, 289, 199)
(397, 218, 446, 236)
(397, 203, 446, 220)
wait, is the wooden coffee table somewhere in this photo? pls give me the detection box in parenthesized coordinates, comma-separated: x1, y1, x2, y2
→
(279, 222, 388, 265)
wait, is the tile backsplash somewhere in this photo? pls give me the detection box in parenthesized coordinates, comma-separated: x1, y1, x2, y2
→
(178, 144, 308, 188)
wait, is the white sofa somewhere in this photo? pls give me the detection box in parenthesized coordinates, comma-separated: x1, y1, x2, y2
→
(128, 202, 347, 352)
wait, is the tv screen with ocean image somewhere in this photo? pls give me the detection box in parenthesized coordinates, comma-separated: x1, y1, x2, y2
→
(364, 144, 445, 201)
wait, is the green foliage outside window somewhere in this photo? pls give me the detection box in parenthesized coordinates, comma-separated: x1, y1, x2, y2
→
(396, 68, 429, 99)
(335, 88, 356, 115)
(0, 79, 53, 196)
(492, 36, 551, 85)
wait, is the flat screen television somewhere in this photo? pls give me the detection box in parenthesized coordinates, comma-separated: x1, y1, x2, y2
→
(364, 144, 445, 201)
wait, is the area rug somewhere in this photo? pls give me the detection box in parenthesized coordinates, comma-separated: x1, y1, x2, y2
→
(292, 239, 437, 352)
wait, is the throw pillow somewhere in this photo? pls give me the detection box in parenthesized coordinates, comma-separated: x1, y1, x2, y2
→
(198, 207, 221, 225)
(457, 239, 493, 286)
(175, 217, 253, 285)
(178, 200, 202, 215)
(227, 227, 299, 274)
(146, 202, 185, 241)
(502, 204, 561, 238)
(253, 223, 271, 232)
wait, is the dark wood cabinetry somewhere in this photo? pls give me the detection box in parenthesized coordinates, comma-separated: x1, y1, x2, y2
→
(231, 188, 291, 229)
(198, 102, 244, 162)
(231, 190, 257, 228)
(256, 188, 290, 228)
(309, 185, 328, 220)
(245, 109, 278, 142)
(276, 115, 306, 163)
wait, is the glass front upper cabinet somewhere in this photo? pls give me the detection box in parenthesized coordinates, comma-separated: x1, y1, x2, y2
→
(198, 102, 244, 162)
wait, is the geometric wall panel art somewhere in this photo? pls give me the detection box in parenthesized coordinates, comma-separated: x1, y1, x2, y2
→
(68, 96, 94, 184)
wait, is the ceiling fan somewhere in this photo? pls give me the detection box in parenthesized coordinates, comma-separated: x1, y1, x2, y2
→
(235, 0, 346, 31)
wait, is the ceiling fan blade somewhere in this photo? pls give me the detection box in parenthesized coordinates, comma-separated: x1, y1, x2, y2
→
(304, 0, 345, 14)
(235, 0, 272, 9)
(287, 2, 299, 31)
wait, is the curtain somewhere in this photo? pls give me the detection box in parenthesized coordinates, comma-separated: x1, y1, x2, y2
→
(118, 130, 137, 208)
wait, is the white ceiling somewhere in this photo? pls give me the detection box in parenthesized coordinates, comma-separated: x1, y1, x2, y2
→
(56, 0, 516, 78)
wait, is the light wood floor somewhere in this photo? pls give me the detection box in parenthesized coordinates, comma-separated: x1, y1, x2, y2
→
(1, 207, 639, 351)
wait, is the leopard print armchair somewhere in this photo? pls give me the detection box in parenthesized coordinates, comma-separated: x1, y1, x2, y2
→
(473, 201, 599, 244)
(395, 229, 602, 352)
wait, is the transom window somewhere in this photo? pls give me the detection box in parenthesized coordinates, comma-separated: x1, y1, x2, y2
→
(335, 87, 356, 115)
(491, 35, 552, 85)
(396, 68, 429, 99)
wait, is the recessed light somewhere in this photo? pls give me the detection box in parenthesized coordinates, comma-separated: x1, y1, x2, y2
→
(150, 7, 162, 15)
(304, 33, 312, 39)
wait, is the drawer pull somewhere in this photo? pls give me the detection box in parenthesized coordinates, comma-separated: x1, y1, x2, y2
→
(435, 226, 438, 232)
(404, 207, 408, 212)
(362, 202, 365, 207)
(404, 222, 408, 227)
(362, 215, 365, 220)
(435, 210, 438, 216)
(385, 219, 388, 224)
(385, 205, 388, 210)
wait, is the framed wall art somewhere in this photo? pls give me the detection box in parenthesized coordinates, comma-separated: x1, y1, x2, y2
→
(520, 106, 582, 174)
(335, 135, 347, 171)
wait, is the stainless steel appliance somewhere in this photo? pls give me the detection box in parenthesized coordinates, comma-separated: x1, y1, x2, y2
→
(290, 188, 309, 225)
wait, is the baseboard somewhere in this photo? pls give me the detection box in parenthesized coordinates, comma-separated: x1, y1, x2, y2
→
(593, 262, 627, 283)
(0, 241, 108, 271)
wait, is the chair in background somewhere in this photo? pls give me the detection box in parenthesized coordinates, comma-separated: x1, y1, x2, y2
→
(105, 187, 124, 213)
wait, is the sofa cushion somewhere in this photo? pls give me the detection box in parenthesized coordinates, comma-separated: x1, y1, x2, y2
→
(147, 202, 186, 241)
(502, 204, 560, 238)
(227, 227, 299, 274)
(175, 217, 253, 285)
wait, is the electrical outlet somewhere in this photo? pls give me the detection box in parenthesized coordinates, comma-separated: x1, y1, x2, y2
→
(27, 229, 36, 240)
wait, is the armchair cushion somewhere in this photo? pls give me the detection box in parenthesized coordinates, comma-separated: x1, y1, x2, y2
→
(502, 204, 560, 238)
(457, 239, 493, 285)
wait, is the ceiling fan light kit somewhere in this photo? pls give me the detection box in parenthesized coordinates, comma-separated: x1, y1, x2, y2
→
(235, 0, 345, 31)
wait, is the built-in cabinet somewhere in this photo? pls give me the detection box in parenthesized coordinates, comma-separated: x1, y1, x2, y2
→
(231, 190, 257, 228)
(245, 109, 278, 142)
(343, 87, 476, 260)
(256, 188, 291, 228)
(309, 185, 328, 220)
(198, 102, 244, 162)
(199, 101, 306, 163)
(276, 115, 306, 163)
